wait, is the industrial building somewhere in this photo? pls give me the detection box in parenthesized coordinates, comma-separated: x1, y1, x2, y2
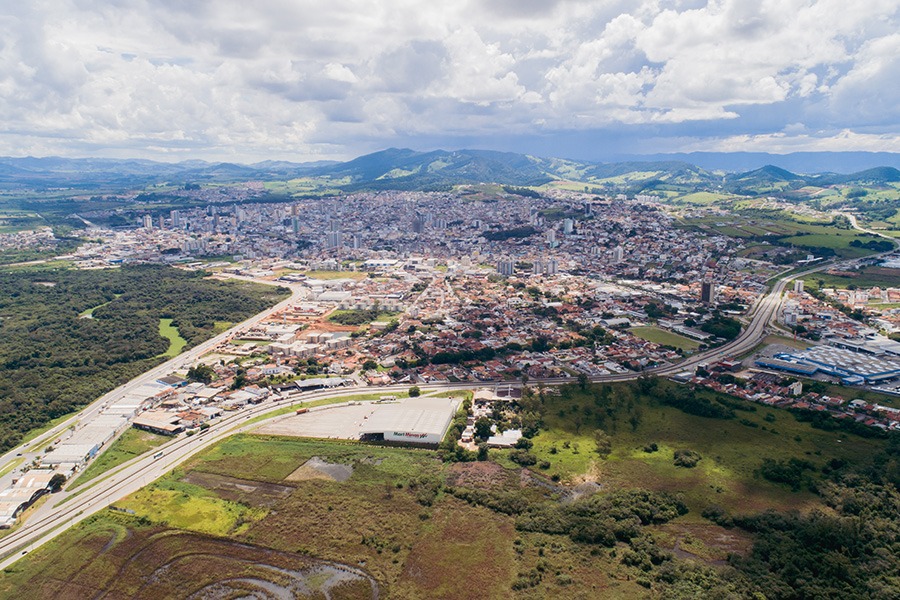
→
(359, 397, 460, 445)
(759, 346, 900, 385)
(0, 470, 57, 528)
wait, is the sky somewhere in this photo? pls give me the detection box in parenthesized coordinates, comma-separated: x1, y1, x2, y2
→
(0, 0, 898, 163)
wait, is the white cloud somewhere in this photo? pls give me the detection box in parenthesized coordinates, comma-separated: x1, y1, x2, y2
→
(0, 0, 895, 160)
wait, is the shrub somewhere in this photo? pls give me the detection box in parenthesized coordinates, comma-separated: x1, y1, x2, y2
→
(673, 449, 702, 468)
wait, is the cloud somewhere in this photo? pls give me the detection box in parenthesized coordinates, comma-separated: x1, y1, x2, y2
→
(0, 0, 895, 160)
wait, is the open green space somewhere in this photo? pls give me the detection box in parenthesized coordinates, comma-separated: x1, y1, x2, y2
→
(530, 379, 885, 513)
(157, 318, 187, 357)
(629, 326, 700, 351)
(68, 428, 170, 490)
(5, 378, 899, 599)
(0, 265, 290, 454)
(671, 192, 734, 205)
(306, 270, 366, 280)
(328, 308, 401, 326)
(761, 333, 812, 350)
(683, 212, 891, 259)
(802, 265, 900, 291)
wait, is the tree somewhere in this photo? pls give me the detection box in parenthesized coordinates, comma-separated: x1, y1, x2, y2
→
(48, 473, 67, 492)
(187, 363, 215, 384)
(477, 443, 489, 461)
(594, 429, 612, 458)
(408, 385, 421, 397)
(474, 417, 493, 440)
(361, 359, 378, 371)
(578, 372, 589, 391)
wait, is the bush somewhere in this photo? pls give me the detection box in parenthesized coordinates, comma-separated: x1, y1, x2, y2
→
(515, 437, 534, 450)
(757, 457, 815, 491)
(701, 505, 733, 528)
(510, 450, 538, 466)
(674, 449, 702, 468)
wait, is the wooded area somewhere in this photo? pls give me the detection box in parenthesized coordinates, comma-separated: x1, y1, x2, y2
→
(0, 265, 288, 451)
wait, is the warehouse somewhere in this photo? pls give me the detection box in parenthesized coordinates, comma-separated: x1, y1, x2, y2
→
(255, 396, 461, 446)
(359, 397, 460, 445)
(770, 347, 900, 384)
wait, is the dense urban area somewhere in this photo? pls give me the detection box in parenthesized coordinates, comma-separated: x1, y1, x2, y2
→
(0, 156, 899, 599)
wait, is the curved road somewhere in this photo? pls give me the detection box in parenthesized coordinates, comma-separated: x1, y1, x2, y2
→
(1, 227, 895, 568)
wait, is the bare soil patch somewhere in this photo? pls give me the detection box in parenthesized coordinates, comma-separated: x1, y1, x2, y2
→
(181, 472, 294, 507)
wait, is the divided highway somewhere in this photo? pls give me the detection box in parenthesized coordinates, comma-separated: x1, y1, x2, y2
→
(0, 235, 887, 568)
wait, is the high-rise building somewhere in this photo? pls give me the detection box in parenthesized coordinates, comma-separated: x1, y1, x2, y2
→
(547, 230, 556, 245)
(701, 280, 717, 304)
(612, 246, 624, 263)
(292, 217, 300, 234)
(545, 258, 558, 276)
(325, 231, 342, 249)
(142, 214, 153, 229)
(497, 260, 515, 276)
(158, 215, 165, 229)
(170, 210, 181, 228)
(794, 280, 804, 294)
(412, 217, 425, 234)
(563, 219, 574, 235)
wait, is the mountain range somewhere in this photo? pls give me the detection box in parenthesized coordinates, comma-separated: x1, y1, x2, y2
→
(0, 149, 898, 193)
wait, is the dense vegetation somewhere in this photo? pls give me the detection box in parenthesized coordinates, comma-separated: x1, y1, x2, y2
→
(521, 377, 900, 598)
(482, 226, 538, 241)
(328, 308, 384, 325)
(0, 265, 288, 451)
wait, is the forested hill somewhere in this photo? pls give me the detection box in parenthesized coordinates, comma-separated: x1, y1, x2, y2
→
(0, 266, 289, 452)
(0, 149, 897, 191)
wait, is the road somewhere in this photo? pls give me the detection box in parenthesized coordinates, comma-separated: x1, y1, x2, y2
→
(0, 280, 305, 494)
(1, 231, 894, 568)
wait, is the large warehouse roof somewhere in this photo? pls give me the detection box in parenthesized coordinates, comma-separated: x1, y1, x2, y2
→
(359, 397, 459, 438)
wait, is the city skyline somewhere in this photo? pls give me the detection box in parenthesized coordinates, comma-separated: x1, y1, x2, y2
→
(0, 1, 897, 162)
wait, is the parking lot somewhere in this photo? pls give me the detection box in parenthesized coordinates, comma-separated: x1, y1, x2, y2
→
(255, 404, 378, 439)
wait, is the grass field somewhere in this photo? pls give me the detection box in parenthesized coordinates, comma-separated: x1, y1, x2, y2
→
(761, 333, 812, 350)
(629, 326, 700, 351)
(683, 213, 889, 259)
(68, 428, 170, 489)
(802, 265, 900, 291)
(115, 471, 268, 537)
(307, 270, 366, 280)
(3, 380, 890, 599)
(673, 192, 734, 205)
(157, 318, 187, 357)
(530, 382, 887, 516)
(4, 434, 655, 598)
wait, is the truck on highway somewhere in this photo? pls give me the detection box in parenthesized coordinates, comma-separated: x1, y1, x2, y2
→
(153, 451, 164, 459)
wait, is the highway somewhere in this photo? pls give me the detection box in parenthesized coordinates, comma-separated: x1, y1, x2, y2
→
(0, 281, 306, 494)
(0, 230, 893, 568)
